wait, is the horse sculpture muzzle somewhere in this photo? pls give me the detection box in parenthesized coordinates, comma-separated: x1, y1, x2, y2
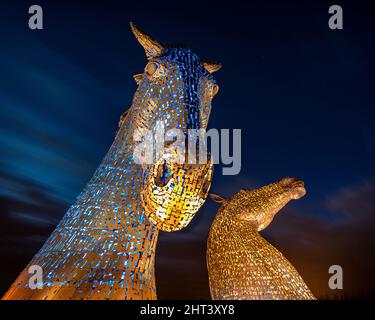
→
(141, 154, 213, 232)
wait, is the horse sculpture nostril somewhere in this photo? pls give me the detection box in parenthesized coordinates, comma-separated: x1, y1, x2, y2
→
(292, 185, 307, 199)
(155, 160, 173, 187)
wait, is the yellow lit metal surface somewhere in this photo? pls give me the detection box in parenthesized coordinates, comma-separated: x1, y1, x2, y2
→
(207, 178, 316, 300)
(141, 156, 213, 232)
(3, 23, 220, 300)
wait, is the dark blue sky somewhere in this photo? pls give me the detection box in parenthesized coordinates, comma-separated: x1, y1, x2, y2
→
(0, 0, 374, 299)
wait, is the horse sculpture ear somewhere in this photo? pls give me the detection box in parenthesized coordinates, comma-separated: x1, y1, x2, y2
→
(203, 62, 222, 73)
(210, 193, 226, 204)
(133, 73, 143, 85)
(130, 22, 164, 59)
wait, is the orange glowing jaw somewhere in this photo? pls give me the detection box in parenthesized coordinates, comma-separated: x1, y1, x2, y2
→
(141, 156, 213, 232)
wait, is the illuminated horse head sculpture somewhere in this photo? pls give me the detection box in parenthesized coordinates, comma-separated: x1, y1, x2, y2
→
(207, 178, 316, 300)
(129, 23, 219, 232)
(3, 23, 220, 300)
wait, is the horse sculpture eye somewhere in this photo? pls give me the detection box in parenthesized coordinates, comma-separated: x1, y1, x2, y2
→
(212, 84, 219, 96)
(145, 62, 159, 75)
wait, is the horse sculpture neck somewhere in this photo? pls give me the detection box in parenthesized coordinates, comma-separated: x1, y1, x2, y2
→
(3, 109, 159, 300)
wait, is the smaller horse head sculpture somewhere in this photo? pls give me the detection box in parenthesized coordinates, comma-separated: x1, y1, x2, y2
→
(207, 178, 315, 300)
(128, 23, 221, 231)
(210, 177, 306, 231)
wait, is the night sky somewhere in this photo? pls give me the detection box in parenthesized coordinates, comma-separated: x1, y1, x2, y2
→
(0, 0, 374, 299)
